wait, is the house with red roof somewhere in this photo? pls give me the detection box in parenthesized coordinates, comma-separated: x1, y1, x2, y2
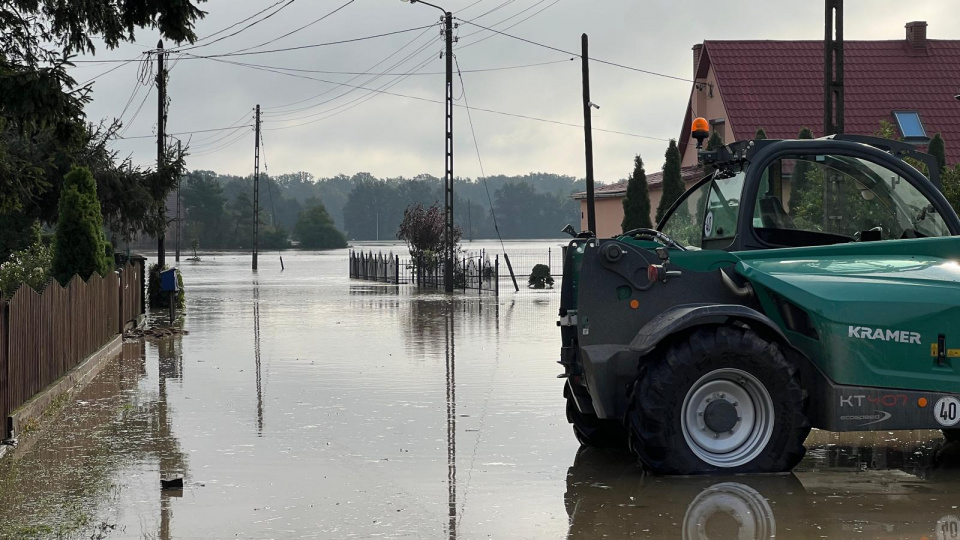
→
(575, 21, 960, 237)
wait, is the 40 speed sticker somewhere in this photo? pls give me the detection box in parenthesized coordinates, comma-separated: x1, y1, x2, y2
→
(937, 514, 960, 540)
(934, 397, 960, 427)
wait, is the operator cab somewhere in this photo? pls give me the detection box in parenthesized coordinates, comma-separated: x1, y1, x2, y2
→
(655, 120, 960, 252)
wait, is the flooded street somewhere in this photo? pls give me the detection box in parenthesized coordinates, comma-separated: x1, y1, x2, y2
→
(3, 243, 960, 539)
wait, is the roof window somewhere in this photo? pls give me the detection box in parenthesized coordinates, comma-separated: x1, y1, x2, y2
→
(892, 111, 928, 141)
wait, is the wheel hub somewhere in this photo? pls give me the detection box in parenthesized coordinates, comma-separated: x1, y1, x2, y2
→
(703, 399, 739, 433)
(681, 368, 775, 468)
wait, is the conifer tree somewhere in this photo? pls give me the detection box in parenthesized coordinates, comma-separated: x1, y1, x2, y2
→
(621, 154, 653, 231)
(754, 128, 767, 139)
(789, 127, 816, 213)
(656, 140, 685, 223)
(929, 133, 947, 174)
(52, 167, 111, 284)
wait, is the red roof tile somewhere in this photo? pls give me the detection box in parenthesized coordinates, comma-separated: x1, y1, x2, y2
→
(681, 39, 960, 164)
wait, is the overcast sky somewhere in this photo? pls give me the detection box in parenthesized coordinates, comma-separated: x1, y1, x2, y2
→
(70, 0, 960, 183)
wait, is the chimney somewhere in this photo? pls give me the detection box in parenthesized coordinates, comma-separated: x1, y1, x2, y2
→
(906, 21, 927, 48)
(692, 43, 703, 78)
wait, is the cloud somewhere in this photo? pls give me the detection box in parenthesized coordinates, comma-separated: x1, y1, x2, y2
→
(72, 0, 960, 182)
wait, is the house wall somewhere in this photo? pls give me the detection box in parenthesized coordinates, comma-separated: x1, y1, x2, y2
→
(682, 62, 734, 167)
(579, 198, 632, 237)
(579, 180, 705, 237)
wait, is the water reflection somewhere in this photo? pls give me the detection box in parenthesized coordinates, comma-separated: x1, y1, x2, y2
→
(565, 438, 960, 540)
(445, 303, 457, 540)
(0, 339, 189, 539)
(254, 279, 264, 435)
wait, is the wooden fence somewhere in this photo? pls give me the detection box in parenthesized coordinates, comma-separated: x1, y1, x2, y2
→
(0, 260, 144, 438)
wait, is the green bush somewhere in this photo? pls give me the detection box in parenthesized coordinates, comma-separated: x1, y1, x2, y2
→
(528, 263, 554, 289)
(295, 200, 347, 249)
(0, 242, 53, 296)
(51, 167, 112, 284)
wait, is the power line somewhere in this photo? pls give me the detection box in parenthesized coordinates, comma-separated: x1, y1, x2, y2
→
(217, 56, 574, 77)
(455, 56, 507, 253)
(259, 33, 440, 118)
(116, 125, 255, 140)
(180, 46, 669, 141)
(77, 57, 140, 86)
(261, 24, 439, 114)
(71, 25, 438, 63)
(456, 0, 560, 51)
(172, 0, 298, 53)
(190, 127, 253, 157)
(455, 19, 694, 82)
(191, 0, 288, 44)
(260, 37, 441, 121)
(458, 0, 549, 38)
(228, 0, 357, 55)
(264, 50, 440, 130)
(469, 0, 517, 21)
(117, 85, 154, 138)
(189, 110, 254, 144)
(190, 124, 254, 150)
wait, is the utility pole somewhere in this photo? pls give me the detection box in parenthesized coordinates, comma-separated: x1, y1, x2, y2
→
(443, 10, 455, 293)
(156, 40, 167, 268)
(175, 139, 181, 263)
(581, 33, 597, 235)
(401, 0, 455, 291)
(824, 0, 844, 135)
(253, 104, 260, 271)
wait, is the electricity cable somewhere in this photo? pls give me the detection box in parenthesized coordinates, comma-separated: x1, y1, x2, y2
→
(455, 56, 507, 254)
(260, 36, 441, 122)
(456, 19, 694, 82)
(70, 25, 437, 63)
(175, 51, 669, 141)
(456, 0, 559, 51)
(261, 23, 439, 114)
(172, 0, 298, 53)
(228, 0, 357, 55)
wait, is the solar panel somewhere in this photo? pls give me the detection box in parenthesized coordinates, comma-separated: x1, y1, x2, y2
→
(892, 111, 928, 139)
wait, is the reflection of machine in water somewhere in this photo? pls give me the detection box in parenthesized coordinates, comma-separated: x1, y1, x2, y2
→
(565, 440, 960, 540)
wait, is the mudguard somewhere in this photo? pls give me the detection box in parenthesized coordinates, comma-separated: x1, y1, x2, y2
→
(628, 304, 790, 356)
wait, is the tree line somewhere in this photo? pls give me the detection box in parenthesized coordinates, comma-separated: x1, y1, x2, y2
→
(179, 171, 589, 249)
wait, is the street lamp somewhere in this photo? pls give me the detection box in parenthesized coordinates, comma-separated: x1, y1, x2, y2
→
(402, 0, 455, 293)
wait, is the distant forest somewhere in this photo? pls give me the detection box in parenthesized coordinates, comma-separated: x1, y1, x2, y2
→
(178, 170, 592, 248)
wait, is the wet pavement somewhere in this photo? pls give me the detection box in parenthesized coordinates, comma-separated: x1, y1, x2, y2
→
(2, 243, 960, 539)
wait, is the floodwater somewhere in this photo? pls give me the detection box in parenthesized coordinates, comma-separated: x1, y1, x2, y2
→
(1, 242, 960, 539)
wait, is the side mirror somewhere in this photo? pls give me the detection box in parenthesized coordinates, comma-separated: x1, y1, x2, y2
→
(562, 224, 577, 238)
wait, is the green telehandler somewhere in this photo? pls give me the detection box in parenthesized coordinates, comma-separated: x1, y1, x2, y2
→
(559, 125, 960, 474)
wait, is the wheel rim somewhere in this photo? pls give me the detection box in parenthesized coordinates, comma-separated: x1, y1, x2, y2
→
(680, 368, 775, 468)
(681, 482, 775, 540)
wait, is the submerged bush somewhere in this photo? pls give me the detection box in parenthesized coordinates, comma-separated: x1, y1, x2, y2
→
(528, 263, 554, 289)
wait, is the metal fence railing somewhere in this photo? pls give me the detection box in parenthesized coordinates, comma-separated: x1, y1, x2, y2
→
(349, 250, 499, 295)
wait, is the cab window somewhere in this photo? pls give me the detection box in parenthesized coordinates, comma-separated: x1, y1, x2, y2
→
(660, 171, 746, 249)
(754, 155, 950, 247)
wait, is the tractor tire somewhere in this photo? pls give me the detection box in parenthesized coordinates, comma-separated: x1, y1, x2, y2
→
(943, 429, 960, 442)
(626, 326, 810, 474)
(566, 391, 627, 449)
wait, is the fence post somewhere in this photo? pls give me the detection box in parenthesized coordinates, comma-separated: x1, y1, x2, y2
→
(548, 247, 551, 274)
(0, 300, 7, 439)
(495, 255, 500, 297)
(117, 268, 124, 335)
(396, 255, 400, 284)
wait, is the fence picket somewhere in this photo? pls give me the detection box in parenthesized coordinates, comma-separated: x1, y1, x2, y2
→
(0, 257, 145, 438)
